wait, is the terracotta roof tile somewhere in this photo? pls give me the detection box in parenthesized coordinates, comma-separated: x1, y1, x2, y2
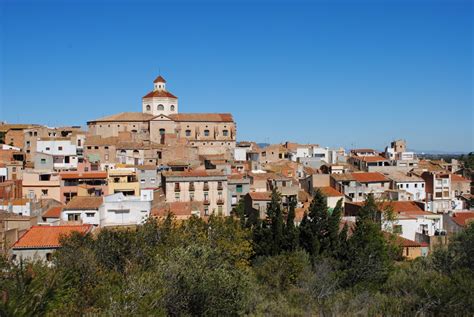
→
(169, 113, 234, 122)
(13, 225, 92, 249)
(318, 186, 343, 197)
(88, 112, 155, 123)
(64, 196, 103, 210)
(248, 191, 271, 201)
(60, 171, 107, 179)
(451, 174, 470, 182)
(143, 90, 177, 99)
(352, 172, 388, 183)
(451, 212, 474, 227)
(153, 75, 166, 83)
(42, 206, 63, 218)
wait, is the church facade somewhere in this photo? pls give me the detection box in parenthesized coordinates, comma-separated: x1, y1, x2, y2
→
(87, 75, 236, 156)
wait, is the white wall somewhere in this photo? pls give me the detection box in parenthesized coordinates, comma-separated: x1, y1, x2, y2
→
(0, 203, 31, 216)
(395, 181, 426, 201)
(62, 209, 100, 225)
(384, 215, 443, 241)
(99, 193, 151, 227)
(234, 147, 247, 161)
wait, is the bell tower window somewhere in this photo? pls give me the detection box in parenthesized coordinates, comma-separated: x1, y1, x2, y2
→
(146, 105, 151, 111)
(157, 104, 164, 111)
(170, 105, 175, 111)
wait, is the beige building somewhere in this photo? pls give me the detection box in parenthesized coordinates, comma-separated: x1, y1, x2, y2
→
(87, 75, 236, 159)
(162, 170, 228, 216)
(22, 170, 61, 201)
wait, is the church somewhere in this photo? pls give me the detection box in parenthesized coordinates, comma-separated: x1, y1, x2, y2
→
(87, 74, 236, 156)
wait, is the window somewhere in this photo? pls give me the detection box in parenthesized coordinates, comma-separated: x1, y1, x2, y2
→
(68, 213, 80, 221)
(46, 253, 53, 262)
(45, 147, 50, 151)
(39, 174, 51, 181)
(78, 139, 81, 146)
(87, 146, 92, 150)
(12, 167, 17, 172)
(414, 183, 418, 188)
(58, 146, 63, 151)
(190, 192, 194, 201)
(393, 225, 403, 234)
(41, 189, 48, 196)
(175, 192, 180, 201)
(86, 213, 95, 217)
(41, 158, 46, 164)
(146, 105, 151, 111)
(185, 130, 191, 137)
(140, 179, 145, 183)
(204, 207, 209, 216)
(223, 129, 229, 137)
(104, 146, 109, 150)
(170, 105, 175, 111)
(94, 146, 98, 150)
(236, 184, 243, 193)
(157, 104, 164, 111)
(204, 130, 210, 136)
(151, 178, 156, 183)
(104, 154, 109, 161)
(157, 151, 162, 159)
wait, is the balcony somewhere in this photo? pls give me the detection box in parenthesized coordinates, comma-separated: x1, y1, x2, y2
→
(189, 183, 195, 191)
(203, 183, 209, 191)
(174, 186, 181, 192)
(217, 198, 224, 205)
(217, 183, 223, 190)
(204, 199, 210, 205)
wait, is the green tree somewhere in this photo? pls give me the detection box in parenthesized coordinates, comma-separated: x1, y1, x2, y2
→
(283, 197, 299, 251)
(342, 195, 392, 288)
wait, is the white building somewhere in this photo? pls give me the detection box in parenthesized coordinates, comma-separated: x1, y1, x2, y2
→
(385, 172, 426, 201)
(234, 147, 248, 161)
(141, 75, 178, 116)
(62, 196, 102, 225)
(37, 139, 78, 170)
(380, 201, 444, 242)
(99, 191, 153, 227)
(0, 164, 7, 182)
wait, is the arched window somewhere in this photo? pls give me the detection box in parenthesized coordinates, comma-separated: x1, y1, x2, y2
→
(157, 104, 164, 111)
(170, 105, 175, 111)
(159, 128, 165, 135)
(146, 105, 151, 111)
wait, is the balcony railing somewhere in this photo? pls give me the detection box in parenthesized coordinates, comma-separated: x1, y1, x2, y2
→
(203, 184, 209, 191)
(204, 199, 210, 205)
(217, 198, 224, 205)
(217, 183, 223, 190)
(189, 184, 195, 191)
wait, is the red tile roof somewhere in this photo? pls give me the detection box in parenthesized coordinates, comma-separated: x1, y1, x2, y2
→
(64, 196, 103, 210)
(169, 113, 234, 122)
(60, 171, 107, 180)
(358, 155, 388, 162)
(451, 212, 474, 227)
(451, 174, 470, 182)
(162, 170, 225, 178)
(384, 232, 427, 247)
(352, 172, 388, 183)
(42, 206, 63, 218)
(143, 90, 178, 99)
(248, 191, 271, 201)
(153, 75, 166, 83)
(13, 225, 92, 249)
(318, 186, 343, 197)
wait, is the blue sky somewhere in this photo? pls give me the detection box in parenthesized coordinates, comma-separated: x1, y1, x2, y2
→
(1, 0, 472, 152)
